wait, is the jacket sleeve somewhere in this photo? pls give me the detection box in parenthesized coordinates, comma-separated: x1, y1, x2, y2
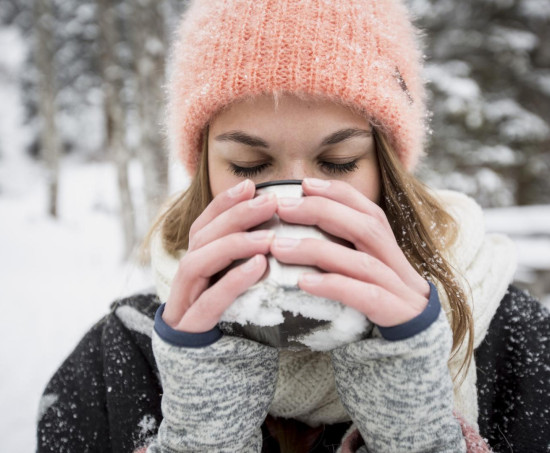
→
(37, 318, 111, 453)
(331, 284, 466, 453)
(475, 285, 550, 452)
(146, 306, 279, 453)
(37, 302, 164, 453)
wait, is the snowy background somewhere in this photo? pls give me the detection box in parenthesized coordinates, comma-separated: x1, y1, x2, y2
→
(0, 26, 167, 452)
(2, 1, 550, 451)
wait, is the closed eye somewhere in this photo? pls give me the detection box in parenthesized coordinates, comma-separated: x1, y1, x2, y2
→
(320, 160, 358, 174)
(229, 162, 271, 177)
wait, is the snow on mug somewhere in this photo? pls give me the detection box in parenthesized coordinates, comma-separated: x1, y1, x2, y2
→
(217, 180, 373, 350)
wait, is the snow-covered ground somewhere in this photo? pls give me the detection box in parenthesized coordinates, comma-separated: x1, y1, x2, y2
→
(1, 25, 549, 453)
(0, 156, 155, 453)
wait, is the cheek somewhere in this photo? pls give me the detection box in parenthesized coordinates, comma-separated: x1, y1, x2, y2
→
(208, 157, 236, 197)
(349, 165, 381, 204)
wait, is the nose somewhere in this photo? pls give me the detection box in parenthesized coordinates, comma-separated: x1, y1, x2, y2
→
(277, 160, 312, 181)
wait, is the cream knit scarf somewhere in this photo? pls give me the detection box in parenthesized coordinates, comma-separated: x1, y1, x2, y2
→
(150, 189, 517, 429)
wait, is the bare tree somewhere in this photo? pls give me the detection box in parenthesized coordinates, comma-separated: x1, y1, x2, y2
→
(96, 0, 136, 258)
(130, 0, 169, 226)
(34, 0, 61, 217)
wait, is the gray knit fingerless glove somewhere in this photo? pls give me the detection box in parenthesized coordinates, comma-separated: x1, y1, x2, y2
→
(331, 310, 466, 453)
(148, 332, 278, 453)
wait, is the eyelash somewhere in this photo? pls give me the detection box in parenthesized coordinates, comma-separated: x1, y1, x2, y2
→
(230, 163, 271, 177)
(229, 160, 359, 177)
(321, 160, 359, 174)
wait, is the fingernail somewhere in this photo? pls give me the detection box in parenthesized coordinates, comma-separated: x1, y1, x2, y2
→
(248, 230, 275, 241)
(228, 180, 249, 197)
(249, 193, 274, 207)
(278, 197, 303, 208)
(304, 178, 330, 189)
(300, 273, 324, 284)
(242, 255, 261, 272)
(274, 237, 300, 248)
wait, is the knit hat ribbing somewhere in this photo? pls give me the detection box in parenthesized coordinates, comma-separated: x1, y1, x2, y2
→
(167, 0, 427, 174)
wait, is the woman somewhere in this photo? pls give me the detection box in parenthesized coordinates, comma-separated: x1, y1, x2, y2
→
(37, 0, 549, 452)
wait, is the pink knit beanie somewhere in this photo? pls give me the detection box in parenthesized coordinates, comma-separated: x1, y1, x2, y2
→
(166, 0, 427, 174)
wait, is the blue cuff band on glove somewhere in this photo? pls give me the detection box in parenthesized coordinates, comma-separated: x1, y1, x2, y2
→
(377, 281, 441, 341)
(154, 304, 223, 348)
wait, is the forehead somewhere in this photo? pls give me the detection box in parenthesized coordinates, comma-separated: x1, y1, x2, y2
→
(209, 93, 371, 134)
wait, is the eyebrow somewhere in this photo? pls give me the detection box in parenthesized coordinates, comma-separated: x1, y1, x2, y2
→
(320, 128, 372, 146)
(215, 131, 269, 148)
(215, 128, 372, 149)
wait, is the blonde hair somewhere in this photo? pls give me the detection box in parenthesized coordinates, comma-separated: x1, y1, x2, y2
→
(143, 128, 474, 374)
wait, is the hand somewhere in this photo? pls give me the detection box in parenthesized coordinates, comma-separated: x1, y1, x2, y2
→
(162, 179, 277, 333)
(270, 178, 430, 327)
(152, 328, 279, 452)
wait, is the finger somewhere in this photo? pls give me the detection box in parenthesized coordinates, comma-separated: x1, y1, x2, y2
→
(163, 230, 274, 327)
(276, 195, 428, 297)
(298, 273, 427, 327)
(270, 237, 422, 304)
(189, 193, 277, 251)
(302, 178, 392, 234)
(277, 195, 385, 255)
(189, 179, 255, 239)
(300, 180, 430, 298)
(177, 254, 268, 333)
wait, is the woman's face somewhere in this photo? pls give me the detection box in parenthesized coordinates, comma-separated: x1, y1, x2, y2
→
(207, 94, 381, 202)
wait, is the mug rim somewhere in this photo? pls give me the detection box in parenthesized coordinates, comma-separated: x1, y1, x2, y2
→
(255, 179, 303, 189)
